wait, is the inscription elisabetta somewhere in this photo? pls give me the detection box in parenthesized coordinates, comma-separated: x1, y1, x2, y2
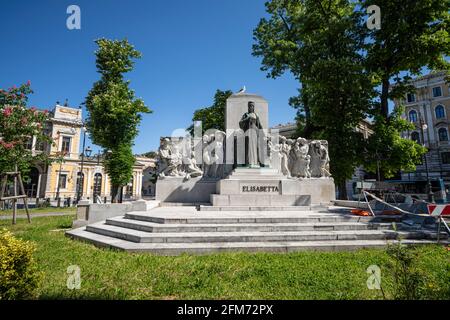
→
(242, 185, 279, 193)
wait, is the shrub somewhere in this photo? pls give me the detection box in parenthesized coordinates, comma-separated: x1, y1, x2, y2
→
(0, 228, 41, 299)
(386, 243, 423, 299)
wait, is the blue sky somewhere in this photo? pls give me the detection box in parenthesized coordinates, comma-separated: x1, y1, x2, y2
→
(0, 0, 299, 154)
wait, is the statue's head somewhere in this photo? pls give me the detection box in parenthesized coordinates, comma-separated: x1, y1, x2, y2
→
(248, 101, 255, 113)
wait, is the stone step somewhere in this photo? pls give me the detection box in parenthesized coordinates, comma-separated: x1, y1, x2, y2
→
(85, 223, 432, 243)
(66, 228, 442, 255)
(124, 211, 374, 224)
(211, 194, 310, 206)
(198, 205, 319, 211)
(105, 216, 394, 233)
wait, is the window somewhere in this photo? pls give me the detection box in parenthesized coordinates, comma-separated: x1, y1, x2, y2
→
(407, 93, 415, 103)
(409, 110, 418, 123)
(58, 174, 67, 189)
(61, 136, 71, 154)
(25, 137, 33, 150)
(36, 139, 46, 152)
(411, 132, 420, 143)
(93, 173, 102, 200)
(432, 86, 442, 97)
(76, 172, 84, 194)
(36, 128, 51, 152)
(435, 105, 445, 119)
(438, 128, 448, 142)
(442, 152, 450, 165)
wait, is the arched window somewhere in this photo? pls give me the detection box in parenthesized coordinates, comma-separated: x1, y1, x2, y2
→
(438, 128, 448, 142)
(76, 172, 84, 197)
(435, 105, 445, 119)
(409, 110, 418, 123)
(93, 173, 102, 200)
(411, 132, 420, 143)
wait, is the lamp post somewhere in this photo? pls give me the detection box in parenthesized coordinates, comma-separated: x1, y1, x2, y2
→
(55, 151, 67, 207)
(76, 126, 92, 202)
(418, 111, 435, 203)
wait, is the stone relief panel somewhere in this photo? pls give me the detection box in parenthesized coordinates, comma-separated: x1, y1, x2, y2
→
(156, 134, 332, 181)
(268, 135, 331, 179)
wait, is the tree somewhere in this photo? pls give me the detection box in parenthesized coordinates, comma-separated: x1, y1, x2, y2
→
(85, 39, 151, 202)
(0, 82, 53, 175)
(362, 0, 450, 119)
(360, 0, 449, 178)
(363, 107, 427, 179)
(141, 151, 157, 158)
(187, 89, 233, 135)
(253, 0, 375, 198)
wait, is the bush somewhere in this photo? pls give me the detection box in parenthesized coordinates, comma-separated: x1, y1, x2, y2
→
(0, 228, 41, 299)
(385, 243, 449, 300)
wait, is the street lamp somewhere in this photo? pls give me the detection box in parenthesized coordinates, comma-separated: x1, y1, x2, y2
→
(418, 111, 435, 203)
(76, 128, 92, 202)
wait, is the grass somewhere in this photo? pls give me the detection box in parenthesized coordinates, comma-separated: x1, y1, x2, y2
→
(0, 206, 76, 216)
(1, 216, 449, 300)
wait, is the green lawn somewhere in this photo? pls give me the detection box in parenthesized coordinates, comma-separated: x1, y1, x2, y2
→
(1, 216, 449, 300)
(0, 207, 76, 216)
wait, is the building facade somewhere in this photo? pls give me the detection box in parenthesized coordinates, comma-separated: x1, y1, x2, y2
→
(24, 103, 145, 201)
(394, 71, 450, 188)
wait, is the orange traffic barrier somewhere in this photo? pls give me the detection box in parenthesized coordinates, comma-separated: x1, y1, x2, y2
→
(350, 209, 371, 216)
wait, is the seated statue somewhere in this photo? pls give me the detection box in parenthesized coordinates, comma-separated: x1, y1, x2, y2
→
(157, 138, 183, 178)
(183, 152, 203, 180)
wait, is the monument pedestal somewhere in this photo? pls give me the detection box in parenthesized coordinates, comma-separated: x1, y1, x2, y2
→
(155, 176, 217, 204)
(208, 167, 335, 209)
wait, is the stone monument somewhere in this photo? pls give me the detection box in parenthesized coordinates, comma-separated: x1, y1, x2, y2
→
(155, 91, 335, 207)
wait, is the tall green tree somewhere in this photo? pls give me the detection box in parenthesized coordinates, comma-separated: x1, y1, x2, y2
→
(187, 89, 233, 135)
(362, 0, 450, 118)
(360, 0, 449, 178)
(253, 0, 375, 198)
(85, 39, 151, 202)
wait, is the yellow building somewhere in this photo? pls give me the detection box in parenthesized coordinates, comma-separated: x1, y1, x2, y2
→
(25, 102, 145, 201)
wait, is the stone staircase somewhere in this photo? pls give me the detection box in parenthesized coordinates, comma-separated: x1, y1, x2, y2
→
(66, 206, 445, 255)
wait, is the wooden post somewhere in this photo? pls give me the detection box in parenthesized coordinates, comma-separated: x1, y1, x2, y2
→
(13, 169, 17, 224)
(0, 165, 31, 224)
(17, 171, 31, 223)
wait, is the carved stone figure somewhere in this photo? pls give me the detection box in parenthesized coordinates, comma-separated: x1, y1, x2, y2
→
(202, 134, 214, 178)
(199, 130, 227, 179)
(279, 136, 292, 177)
(318, 141, 331, 177)
(157, 138, 183, 178)
(290, 137, 311, 178)
(239, 101, 263, 167)
(183, 152, 203, 180)
(309, 140, 331, 178)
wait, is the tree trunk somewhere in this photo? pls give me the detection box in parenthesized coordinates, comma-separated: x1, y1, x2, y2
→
(111, 185, 121, 203)
(380, 78, 390, 119)
(337, 181, 348, 200)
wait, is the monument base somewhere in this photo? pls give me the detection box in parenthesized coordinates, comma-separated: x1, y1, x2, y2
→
(155, 176, 217, 203)
(211, 167, 335, 207)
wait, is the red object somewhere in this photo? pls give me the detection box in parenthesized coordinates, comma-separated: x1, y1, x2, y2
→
(427, 204, 450, 216)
